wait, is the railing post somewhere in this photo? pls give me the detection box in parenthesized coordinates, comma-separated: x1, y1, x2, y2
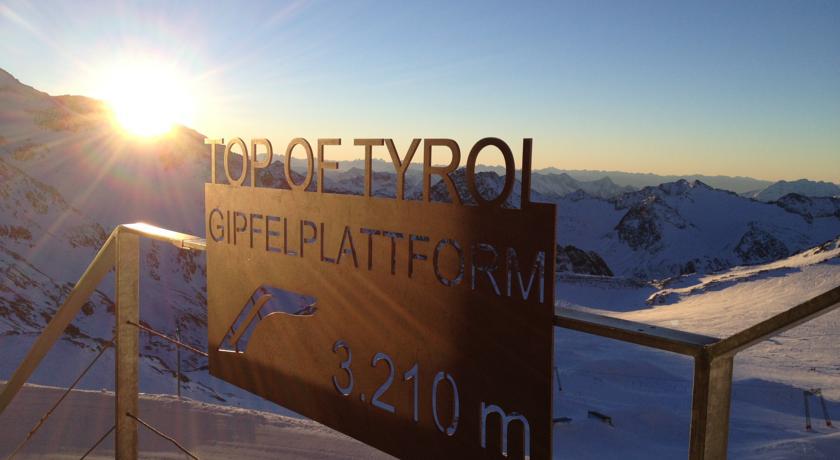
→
(688, 353, 733, 459)
(176, 322, 182, 400)
(115, 230, 139, 460)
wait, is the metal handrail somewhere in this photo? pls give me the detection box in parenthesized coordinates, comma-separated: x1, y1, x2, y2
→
(1, 221, 838, 459)
(0, 223, 206, 415)
(554, 285, 840, 458)
(0, 223, 206, 460)
(5, 337, 114, 460)
(554, 308, 719, 357)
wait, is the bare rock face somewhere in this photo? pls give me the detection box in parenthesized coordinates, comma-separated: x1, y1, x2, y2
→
(615, 199, 664, 251)
(735, 223, 790, 265)
(615, 196, 688, 252)
(612, 181, 695, 253)
(556, 245, 613, 276)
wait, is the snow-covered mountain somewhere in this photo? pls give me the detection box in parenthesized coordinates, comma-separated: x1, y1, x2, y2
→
(558, 181, 840, 279)
(289, 159, 635, 199)
(529, 173, 634, 199)
(536, 166, 775, 194)
(421, 168, 840, 280)
(749, 179, 840, 202)
(2, 67, 840, 459)
(0, 67, 254, 407)
(554, 236, 840, 458)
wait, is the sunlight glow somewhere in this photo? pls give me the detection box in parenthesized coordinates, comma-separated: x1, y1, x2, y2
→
(100, 60, 195, 138)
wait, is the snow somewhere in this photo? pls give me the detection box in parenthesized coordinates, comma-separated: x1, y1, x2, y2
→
(2, 235, 837, 458)
(0, 382, 390, 459)
(2, 66, 839, 458)
(553, 240, 840, 458)
(549, 180, 840, 279)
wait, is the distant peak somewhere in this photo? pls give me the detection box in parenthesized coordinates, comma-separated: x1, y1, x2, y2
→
(692, 180, 713, 190)
(658, 179, 691, 195)
(0, 67, 21, 84)
(0, 67, 51, 98)
(592, 176, 616, 185)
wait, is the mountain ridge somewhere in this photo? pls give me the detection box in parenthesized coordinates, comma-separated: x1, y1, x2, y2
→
(1, 66, 839, 415)
(750, 178, 840, 202)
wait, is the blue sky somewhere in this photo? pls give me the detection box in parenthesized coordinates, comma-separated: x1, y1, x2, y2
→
(1, 0, 838, 181)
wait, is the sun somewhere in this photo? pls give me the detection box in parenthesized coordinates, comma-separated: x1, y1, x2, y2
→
(101, 61, 195, 138)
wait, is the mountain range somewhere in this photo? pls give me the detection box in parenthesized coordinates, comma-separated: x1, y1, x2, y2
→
(746, 179, 840, 202)
(1, 66, 839, 410)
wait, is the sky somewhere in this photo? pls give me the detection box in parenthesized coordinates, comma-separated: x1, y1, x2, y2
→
(1, 0, 838, 182)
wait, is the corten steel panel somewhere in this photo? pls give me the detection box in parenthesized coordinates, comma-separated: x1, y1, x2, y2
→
(206, 184, 555, 459)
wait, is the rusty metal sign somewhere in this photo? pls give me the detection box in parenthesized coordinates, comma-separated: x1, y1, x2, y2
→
(205, 137, 556, 459)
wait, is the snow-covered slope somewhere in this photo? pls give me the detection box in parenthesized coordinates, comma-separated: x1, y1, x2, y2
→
(0, 382, 389, 459)
(0, 68, 255, 407)
(554, 238, 840, 458)
(626, 238, 840, 400)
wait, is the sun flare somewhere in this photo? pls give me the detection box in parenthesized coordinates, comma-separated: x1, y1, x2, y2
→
(101, 61, 194, 138)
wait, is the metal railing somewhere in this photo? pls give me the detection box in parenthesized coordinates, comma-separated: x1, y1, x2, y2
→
(0, 223, 205, 459)
(555, 283, 840, 458)
(0, 222, 838, 459)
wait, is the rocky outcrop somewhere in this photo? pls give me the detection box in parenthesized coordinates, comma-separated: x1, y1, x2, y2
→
(735, 224, 790, 265)
(556, 245, 613, 276)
